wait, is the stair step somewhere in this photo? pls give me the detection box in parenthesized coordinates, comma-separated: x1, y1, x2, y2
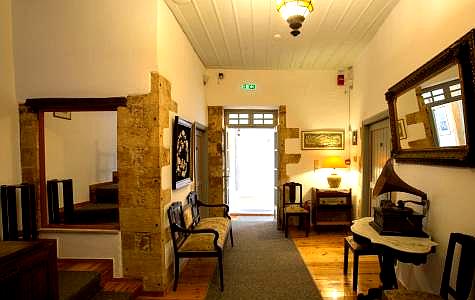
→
(57, 259, 143, 300)
(103, 278, 143, 299)
(59, 270, 101, 300)
(91, 291, 132, 300)
(58, 258, 113, 286)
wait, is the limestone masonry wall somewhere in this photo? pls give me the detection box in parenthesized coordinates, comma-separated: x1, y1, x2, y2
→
(118, 72, 177, 292)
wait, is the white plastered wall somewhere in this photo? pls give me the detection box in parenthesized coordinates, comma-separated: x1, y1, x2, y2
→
(0, 0, 20, 186)
(205, 69, 358, 207)
(157, 0, 207, 204)
(12, 0, 158, 99)
(352, 0, 475, 293)
(40, 230, 123, 277)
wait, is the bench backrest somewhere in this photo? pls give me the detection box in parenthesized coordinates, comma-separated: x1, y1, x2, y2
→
(186, 191, 201, 225)
(167, 201, 188, 251)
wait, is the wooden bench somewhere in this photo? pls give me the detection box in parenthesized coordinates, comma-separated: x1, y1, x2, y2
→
(167, 193, 233, 291)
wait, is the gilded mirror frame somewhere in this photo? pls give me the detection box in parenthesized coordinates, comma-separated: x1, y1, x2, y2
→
(386, 29, 475, 166)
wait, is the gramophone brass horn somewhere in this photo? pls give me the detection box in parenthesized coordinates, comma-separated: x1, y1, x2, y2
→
(373, 159, 427, 200)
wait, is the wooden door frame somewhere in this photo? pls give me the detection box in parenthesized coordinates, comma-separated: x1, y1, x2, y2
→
(361, 110, 389, 217)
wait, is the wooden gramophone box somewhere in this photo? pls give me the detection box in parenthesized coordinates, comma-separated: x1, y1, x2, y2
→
(370, 207, 426, 237)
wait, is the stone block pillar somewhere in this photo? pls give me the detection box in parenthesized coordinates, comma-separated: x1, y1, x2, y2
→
(118, 72, 176, 292)
(19, 105, 42, 227)
(207, 106, 225, 216)
(277, 105, 301, 229)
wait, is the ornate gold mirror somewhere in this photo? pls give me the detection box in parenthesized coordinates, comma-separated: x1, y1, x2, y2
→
(386, 29, 475, 166)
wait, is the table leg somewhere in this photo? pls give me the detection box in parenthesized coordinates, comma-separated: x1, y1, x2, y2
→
(380, 251, 398, 290)
(356, 250, 398, 299)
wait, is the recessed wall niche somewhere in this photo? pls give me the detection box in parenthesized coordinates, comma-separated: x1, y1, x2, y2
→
(44, 111, 118, 225)
(20, 96, 126, 228)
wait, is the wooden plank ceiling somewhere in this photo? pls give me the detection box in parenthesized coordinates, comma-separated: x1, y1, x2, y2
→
(164, 0, 399, 70)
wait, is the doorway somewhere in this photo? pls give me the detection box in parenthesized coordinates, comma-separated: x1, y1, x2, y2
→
(226, 127, 275, 214)
(224, 110, 277, 215)
(362, 111, 391, 217)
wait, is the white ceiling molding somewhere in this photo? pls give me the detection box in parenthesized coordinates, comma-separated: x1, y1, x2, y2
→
(164, 0, 399, 70)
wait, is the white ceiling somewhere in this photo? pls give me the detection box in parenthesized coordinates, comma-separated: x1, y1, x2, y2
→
(164, 0, 399, 70)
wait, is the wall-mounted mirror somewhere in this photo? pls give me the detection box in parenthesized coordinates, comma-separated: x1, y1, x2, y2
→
(386, 29, 475, 166)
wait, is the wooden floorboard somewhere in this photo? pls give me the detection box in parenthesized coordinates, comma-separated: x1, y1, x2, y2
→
(59, 222, 381, 300)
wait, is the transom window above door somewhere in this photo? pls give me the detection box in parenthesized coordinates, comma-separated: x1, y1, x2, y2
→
(225, 110, 277, 128)
(420, 79, 462, 105)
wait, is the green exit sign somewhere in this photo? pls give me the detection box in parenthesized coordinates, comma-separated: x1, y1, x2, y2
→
(241, 83, 256, 90)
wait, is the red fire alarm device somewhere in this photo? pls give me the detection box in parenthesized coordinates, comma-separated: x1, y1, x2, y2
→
(337, 74, 345, 86)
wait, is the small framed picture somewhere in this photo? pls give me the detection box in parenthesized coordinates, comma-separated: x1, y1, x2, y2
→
(53, 112, 71, 120)
(352, 130, 358, 145)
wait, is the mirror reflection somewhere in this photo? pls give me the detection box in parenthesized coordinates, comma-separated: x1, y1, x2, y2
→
(44, 111, 118, 225)
(396, 64, 466, 149)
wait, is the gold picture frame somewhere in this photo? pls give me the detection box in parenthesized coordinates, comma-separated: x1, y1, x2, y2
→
(301, 129, 345, 150)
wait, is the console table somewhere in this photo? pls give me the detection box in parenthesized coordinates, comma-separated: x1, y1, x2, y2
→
(312, 188, 352, 229)
(351, 217, 437, 293)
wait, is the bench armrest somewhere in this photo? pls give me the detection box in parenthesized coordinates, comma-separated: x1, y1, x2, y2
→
(196, 200, 231, 218)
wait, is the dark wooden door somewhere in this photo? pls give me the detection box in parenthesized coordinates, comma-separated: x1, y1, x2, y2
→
(194, 124, 207, 204)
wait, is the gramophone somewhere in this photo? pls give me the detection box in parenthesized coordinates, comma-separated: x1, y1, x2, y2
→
(370, 159, 430, 237)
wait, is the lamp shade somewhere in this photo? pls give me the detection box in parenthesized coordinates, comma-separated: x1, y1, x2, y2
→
(321, 156, 346, 169)
(275, 0, 315, 36)
(275, 0, 314, 21)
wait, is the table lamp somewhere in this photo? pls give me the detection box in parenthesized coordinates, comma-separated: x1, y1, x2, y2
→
(321, 156, 346, 188)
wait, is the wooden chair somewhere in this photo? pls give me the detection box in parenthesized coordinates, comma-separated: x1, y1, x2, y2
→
(344, 236, 382, 291)
(384, 232, 475, 300)
(0, 183, 37, 241)
(283, 182, 309, 238)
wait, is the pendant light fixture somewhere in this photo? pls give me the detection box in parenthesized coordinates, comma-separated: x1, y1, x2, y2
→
(276, 0, 315, 37)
